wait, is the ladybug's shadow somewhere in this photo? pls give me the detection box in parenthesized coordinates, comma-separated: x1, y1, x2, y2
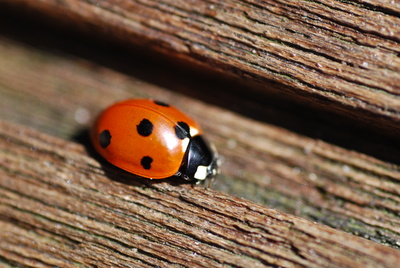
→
(73, 129, 192, 187)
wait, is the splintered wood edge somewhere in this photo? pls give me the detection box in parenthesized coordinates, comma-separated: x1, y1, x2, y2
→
(1, 120, 399, 267)
(3, 0, 400, 133)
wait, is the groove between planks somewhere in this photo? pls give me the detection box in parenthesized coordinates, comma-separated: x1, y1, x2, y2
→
(2, 0, 400, 133)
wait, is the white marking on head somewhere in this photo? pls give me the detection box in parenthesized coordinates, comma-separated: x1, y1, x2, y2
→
(194, 165, 208, 180)
(189, 127, 200, 137)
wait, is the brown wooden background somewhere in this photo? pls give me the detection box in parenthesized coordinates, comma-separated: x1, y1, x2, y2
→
(1, 0, 400, 267)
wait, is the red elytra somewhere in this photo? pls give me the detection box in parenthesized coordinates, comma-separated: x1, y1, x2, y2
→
(91, 99, 219, 183)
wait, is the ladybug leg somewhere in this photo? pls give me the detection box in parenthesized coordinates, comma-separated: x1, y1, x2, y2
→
(174, 171, 191, 182)
(194, 175, 214, 188)
(206, 176, 215, 189)
(144, 178, 153, 187)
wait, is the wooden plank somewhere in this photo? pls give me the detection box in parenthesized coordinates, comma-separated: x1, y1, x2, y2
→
(0, 31, 400, 251)
(1, 120, 400, 267)
(1, 0, 400, 135)
(0, 33, 400, 251)
(1, 0, 400, 259)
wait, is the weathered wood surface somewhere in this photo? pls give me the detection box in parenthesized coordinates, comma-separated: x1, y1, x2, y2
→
(0, 18, 400, 252)
(1, 120, 400, 267)
(1, 0, 400, 265)
(1, 0, 400, 136)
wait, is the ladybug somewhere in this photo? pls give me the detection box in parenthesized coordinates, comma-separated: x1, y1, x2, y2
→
(91, 99, 219, 183)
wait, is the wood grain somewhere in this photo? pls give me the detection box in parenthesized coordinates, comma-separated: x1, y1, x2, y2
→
(1, 120, 400, 267)
(0, 32, 400, 251)
(1, 0, 400, 264)
(1, 0, 400, 135)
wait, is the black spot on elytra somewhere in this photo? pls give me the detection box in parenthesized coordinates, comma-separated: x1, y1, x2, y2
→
(99, 130, 112, 148)
(154, 100, 170, 107)
(175, 121, 190, 139)
(141, 156, 153, 170)
(137, 119, 153, 137)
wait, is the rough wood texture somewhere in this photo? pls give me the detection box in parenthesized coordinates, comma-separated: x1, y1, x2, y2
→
(0, 29, 400, 253)
(1, 0, 400, 136)
(1, 120, 400, 267)
(1, 0, 400, 265)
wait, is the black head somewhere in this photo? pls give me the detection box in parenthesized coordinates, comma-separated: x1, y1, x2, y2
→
(179, 135, 219, 183)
